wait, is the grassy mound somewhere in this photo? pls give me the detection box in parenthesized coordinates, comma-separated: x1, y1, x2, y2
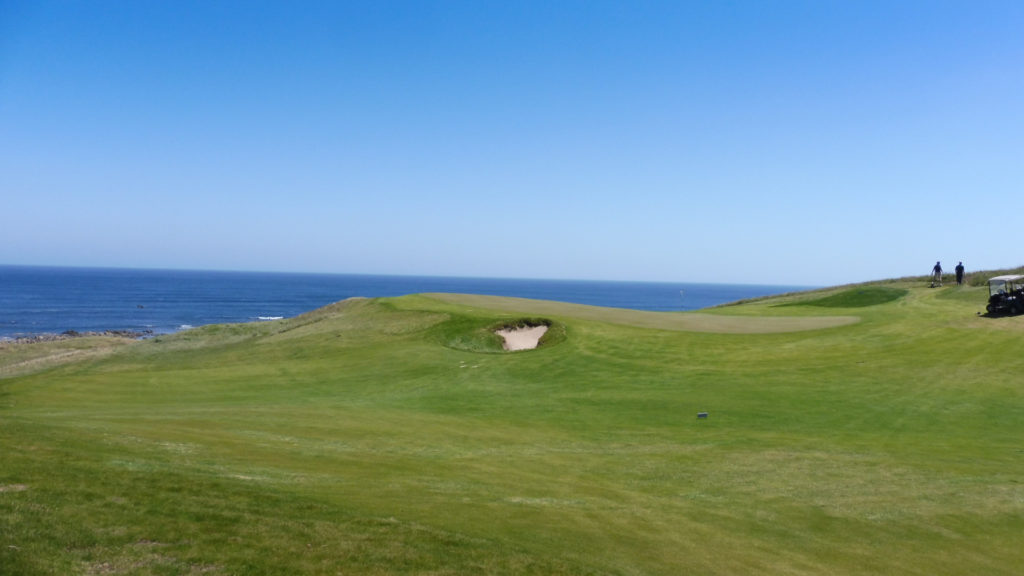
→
(1, 282, 1022, 575)
(426, 293, 859, 333)
(783, 286, 908, 308)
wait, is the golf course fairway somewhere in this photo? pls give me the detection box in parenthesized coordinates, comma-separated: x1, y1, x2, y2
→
(1, 280, 1022, 575)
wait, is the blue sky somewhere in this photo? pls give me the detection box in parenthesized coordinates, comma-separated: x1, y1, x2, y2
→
(2, 1, 1021, 285)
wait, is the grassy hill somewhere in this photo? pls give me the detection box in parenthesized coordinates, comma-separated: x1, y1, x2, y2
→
(1, 278, 1022, 575)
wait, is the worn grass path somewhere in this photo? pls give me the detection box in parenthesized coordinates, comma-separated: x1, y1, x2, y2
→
(1, 281, 1022, 575)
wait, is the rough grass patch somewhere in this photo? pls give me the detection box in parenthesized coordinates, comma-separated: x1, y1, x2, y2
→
(493, 317, 551, 331)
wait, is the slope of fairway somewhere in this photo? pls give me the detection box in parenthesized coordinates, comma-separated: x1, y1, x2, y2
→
(1, 283, 1022, 575)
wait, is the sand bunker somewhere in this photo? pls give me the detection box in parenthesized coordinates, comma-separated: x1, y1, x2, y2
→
(495, 325, 548, 351)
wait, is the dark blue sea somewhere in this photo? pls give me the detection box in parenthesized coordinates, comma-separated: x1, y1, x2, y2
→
(0, 266, 811, 339)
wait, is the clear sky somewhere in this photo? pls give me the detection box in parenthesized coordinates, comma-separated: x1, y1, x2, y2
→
(1, 1, 1021, 285)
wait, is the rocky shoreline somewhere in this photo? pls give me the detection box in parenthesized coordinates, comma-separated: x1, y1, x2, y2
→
(1, 329, 154, 345)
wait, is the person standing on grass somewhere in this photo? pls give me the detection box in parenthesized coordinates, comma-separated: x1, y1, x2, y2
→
(955, 261, 965, 286)
(931, 261, 943, 286)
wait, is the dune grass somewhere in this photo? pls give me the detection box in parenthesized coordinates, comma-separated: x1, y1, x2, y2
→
(1, 282, 1022, 575)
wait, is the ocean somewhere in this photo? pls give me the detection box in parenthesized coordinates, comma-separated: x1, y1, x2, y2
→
(0, 266, 811, 338)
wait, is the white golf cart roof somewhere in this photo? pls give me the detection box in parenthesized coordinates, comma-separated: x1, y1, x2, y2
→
(988, 275, 1024, 283)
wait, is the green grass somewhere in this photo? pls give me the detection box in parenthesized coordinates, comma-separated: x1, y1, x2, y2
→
(779, 286, 908, 308)
(2, 283, 1022, 575)
(0, 336, 136, 379)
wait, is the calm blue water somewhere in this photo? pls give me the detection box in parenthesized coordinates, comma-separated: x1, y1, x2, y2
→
(0, 266, 811, 338)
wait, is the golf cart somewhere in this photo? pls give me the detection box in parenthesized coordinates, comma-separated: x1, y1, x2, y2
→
(986, 275, 1024, 315)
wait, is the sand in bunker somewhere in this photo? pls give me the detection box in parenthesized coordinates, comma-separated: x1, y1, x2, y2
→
(495, 325, 548, 351)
